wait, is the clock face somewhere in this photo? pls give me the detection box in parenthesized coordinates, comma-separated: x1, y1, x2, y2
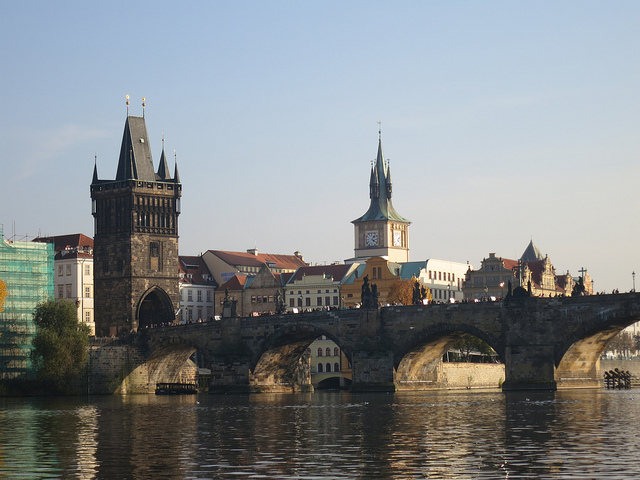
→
(393, 231, 402, 246)
(365, 232, 378, 247)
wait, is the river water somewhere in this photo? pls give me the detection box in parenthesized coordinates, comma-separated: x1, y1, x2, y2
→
(1, 388, 640, 479)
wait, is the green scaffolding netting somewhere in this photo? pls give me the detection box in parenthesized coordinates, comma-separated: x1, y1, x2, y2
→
(0, 227, 54, 379)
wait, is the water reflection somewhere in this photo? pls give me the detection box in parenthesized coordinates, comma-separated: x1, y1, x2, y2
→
(0, 390, 640, 478)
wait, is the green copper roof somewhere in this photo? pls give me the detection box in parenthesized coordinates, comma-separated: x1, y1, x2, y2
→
(352, 138, 410, 224)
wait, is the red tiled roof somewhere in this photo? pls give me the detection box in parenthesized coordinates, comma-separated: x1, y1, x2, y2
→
(217, 275, 249, 291)
(207, 250, 307, 270)
(179, 255, 217, 287)
(54, 251, 93, 260)
(501, 258, 519, 271)
(33, 233, 93, 252)
(289, 264, 352, 283)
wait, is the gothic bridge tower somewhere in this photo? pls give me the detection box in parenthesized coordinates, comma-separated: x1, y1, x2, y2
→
(90, 107, 182, 336)
(351, 131, 411, 263)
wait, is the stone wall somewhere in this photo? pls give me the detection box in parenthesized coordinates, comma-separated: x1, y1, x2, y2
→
(438, 363, 505, 390)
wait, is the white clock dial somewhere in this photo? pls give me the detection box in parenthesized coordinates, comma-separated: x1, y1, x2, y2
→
(365, 232, 378, 247)
(393, 231, 402, 246)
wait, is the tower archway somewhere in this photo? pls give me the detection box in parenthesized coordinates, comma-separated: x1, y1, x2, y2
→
(137, 286, 175, 329)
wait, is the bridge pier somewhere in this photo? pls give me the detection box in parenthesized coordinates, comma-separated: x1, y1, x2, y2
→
(350, 350, 396, 392)
(501, 344, 557, 391)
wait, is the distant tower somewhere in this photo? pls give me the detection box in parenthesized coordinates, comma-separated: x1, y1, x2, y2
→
(90, 108, 182, 336)
(351, 132, 411, 263)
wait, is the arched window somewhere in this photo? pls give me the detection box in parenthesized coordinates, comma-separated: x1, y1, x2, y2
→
(334, 347, 339, 356)
(326, 347, 331, 356)
(378, 267, 382, 279)
(326, 363, 332, 372)
(317, 363, 323, 372)
(372, 269, 377, 279)
(317, 348, 323, 357)
(334, 362, 340, 372)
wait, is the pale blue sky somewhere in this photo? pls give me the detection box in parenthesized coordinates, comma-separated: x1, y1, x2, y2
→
(2, 2, 639, 292)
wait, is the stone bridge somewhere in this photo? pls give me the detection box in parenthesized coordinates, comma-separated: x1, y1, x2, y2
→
(89, 293, 640, 394)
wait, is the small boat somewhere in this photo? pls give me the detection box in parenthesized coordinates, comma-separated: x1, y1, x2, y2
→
(155, 382, 198, 395)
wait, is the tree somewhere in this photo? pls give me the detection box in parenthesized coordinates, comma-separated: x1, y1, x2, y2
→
(386, 279, 432, 305)
(30, 299, 91, 390)
(386, 279, 415, 305)
(451, 335, 496, 362)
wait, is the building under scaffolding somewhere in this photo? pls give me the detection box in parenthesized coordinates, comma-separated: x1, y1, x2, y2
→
(0, 227, 54, 379)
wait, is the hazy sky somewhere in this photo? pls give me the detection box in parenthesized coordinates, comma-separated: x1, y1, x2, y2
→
(2, 2, 639, 293)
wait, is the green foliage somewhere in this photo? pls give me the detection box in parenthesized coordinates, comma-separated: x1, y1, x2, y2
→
(30, 299, 91, 390)
(451, 335, 496, 361)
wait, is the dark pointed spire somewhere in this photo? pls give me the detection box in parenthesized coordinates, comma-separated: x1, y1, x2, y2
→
(92, 154, 99, 184)
(115, 116, 156, 181)
(157, 135, 170, 180)
(173, 150, 181, 184)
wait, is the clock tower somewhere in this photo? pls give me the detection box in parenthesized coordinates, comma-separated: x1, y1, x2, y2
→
(351, 133, 411, 263)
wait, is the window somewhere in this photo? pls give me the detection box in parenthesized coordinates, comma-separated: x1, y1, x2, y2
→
(334, 363, 340, 372)
(66, 265, 71, 276)
(317, 363, 323, 372)
(290, 298, 295, 307)
(58, 265, 63, 276)
(297, 298, 303, 307)
(326, 347, 331, 356)
(326, 363, 331, 372)
(197, 290, 202, 302)
(334, 347, 339, 356)
(378, 267, 382, 278)
(66, 285, 72, 298)
(85, 311, 91, 323)
(317, 348, 323, 357)
(333, 296, 339, 306)
(325, 296, 330, 306)
(428, 270, 432, 279)
(187, 308, 193, 322)
(187, 290, 193, 301)
(373, 269, 376, 279)
(58, 285, 64, 298)
(84, 264, 90, 276)
(317, 297, 322, 306)
(305, 298, 311, 307)
(206, 290, 212, 302)
(84, 286, 91, 298)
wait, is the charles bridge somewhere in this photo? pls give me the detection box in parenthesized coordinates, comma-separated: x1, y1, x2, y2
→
(88, 292, 640, 394)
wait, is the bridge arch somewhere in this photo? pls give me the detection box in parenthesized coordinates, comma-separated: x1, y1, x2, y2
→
(136, 286, 175, 329)
(394, 322, 503, 390)
(145, 337, 212, 390)
(250, 322, 351, 393)
(555, 312, 640, 388)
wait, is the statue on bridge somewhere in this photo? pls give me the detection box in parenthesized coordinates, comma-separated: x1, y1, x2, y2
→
(412, 280, 428, 305)
(274, 289, 286, 314)
(222, 288, 238, 318)
(361, 275, 379, 310)
(572, 277, 586, 297)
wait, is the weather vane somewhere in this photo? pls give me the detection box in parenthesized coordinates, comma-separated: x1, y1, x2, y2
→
(377, 120, 382, 139)
(126, 95, 130, 115)
(142, 97, 146, 118)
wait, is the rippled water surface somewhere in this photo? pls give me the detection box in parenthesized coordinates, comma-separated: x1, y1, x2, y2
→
(1, 389, 640, 479)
